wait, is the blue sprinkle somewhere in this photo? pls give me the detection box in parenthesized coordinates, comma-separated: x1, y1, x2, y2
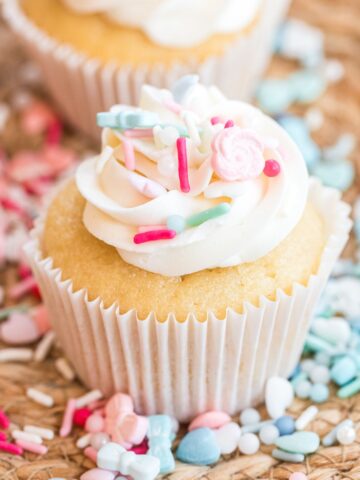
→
(312, 160, 354, 191)
(256, 80, 293, 114)
(330, 356, 357, 386)
(274, 416, 296, 436)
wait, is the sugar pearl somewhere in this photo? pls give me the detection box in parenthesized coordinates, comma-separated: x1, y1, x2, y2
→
(85, 414, 105, 433)
(240, 408, 261, 426)
(336, 425, 356, 446)
(301, 359, 316, 374)
(259, 424, 280, 445)
(274, 416, 295, 436)
(90, 432, 110, 451)
(309, 365, 330, 384)
(263, 160, 281, 177)
(310, 383, 329, 403)
(295, 380, 312, 399)
(167, 215, 186, 234)
(238, 433, 260, 455)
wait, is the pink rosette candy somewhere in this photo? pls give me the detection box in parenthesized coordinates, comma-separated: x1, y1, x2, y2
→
(211, 127, 265, 181)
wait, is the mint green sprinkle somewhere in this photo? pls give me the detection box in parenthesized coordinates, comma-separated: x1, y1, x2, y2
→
(186, 203, 231, 228)
(337, 376, 360, 399)
(0, 305, 28, 320)
(291, 371, 308, 388)
(305, 334, 334, 354)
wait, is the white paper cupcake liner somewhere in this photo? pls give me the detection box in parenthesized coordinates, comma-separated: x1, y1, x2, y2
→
(24, 179, 351, 421)
(4, 0, 291, 141)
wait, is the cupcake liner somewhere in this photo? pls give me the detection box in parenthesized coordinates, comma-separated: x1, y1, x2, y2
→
(4, 0, 290, 141)
(24, 179, 351, 421)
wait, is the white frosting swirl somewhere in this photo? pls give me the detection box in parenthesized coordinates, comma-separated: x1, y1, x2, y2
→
(76, 80, 308, 276)
(62, 0, 261, 47)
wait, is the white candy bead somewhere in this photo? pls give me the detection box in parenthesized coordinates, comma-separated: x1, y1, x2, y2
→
(76, 390, 103, 409)
(265, 377, 294, 419)
(259, 424, 280, 445)
(309, 365, 330, 384)
(238, 433, 260, 455)
(295, 380, 312, 399)
(240, 408, 261, 426)
(295, 406, 319, 431)
(336, 425, 356, 446)
(301, 359, 316, 374)
(214, 422, 242, 454)
(305, 107, 324, 131)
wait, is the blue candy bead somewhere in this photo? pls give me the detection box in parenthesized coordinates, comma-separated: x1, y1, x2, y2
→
(310, 383, 329, 403)
(274, 416, 296, 436)
(256, 80, 293, 114)
(176, 428, 220, 466)
(167, 215, 186, 234)
(312, 160, 354, 191)
(171, 75, 199, 102)
(331, 356, 357, 386)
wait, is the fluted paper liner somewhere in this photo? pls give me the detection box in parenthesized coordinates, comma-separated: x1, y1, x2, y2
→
(4, 0, 290, 141)
(24, 180, 351, 421)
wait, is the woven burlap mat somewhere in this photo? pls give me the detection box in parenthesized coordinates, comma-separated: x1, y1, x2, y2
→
(0, 0, 360, 478)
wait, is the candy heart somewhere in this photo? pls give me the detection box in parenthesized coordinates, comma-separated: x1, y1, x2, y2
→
(97, 442, 126, 471)
(117, 413, 148, 446)
(105, 393, 134, 419)
(176, 428, 220, 466)
(80, 468, 117, 480)
(128, 454, 160, 480)
(0, 312, 40, 345)
(214, 422, 242, 455)
(189, 411, 231, 431)
(266, 377, 294, 419)
(276, 431, 320, 454)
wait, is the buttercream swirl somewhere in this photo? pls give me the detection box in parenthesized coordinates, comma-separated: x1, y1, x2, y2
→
(62, 0, 261, 47)
(76, 77, 308, 276)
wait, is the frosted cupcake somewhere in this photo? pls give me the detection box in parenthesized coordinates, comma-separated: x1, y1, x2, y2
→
(26, 77, 351, 421)
(5, 0, 290, 140)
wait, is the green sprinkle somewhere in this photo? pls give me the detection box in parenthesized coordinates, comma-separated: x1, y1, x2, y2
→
(186, 203, 231, 228)
(0, 305, 28, 320)
(305, 334, 334, 354)
(272, 449, 304, 463)
(337, 376, 360, 399)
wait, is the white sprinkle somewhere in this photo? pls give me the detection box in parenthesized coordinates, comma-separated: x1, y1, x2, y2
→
(55, 357, 76, 381)
(24, 425, 54, 440)
(26, 388, 54, 408)
(182, 111, 201, 146)
(305, 107, 324, 131)
(323, 59, 345, 83)
(75, 390, 103, 409)
(0, 348, 33, 362)
(322, 419, 353, 446)
(96, 146, 114, 175)
(12, 430, 43, 445)
(76, 433, 92, 449)
(34, 331, 56, 362)
(295, 405, 319, 430)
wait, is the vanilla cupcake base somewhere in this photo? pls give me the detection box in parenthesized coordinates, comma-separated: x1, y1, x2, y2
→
(25, 180, 351, 421)
(4, 0, 290, 141)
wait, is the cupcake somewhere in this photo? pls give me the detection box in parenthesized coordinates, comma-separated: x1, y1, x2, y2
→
(5, 0, 290, 140)
(25, 77, 351, 421)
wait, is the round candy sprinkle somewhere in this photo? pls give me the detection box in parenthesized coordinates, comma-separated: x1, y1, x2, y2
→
(336, 425, 356, 446)
(239, 408, 261, 426)
(295, 380, 312, 399)
(289, 472, 308, 480)
(214, 422, 242, 455)
(263, 159, 281, 177)
(309, 365, 330, 384)
(74, 408, 92, 427)
(259, 424, 280, 445)
(166, 215, 186, 234)
(85, 415, 105, 434)
(238, 433, 260, 455)
(310, 383, 329, 403)
(274, 416, 295, 436)
(300, 359, 316, 374)
(91, 432, 110, 451)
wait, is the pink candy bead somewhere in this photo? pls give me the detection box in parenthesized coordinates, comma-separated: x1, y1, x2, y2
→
(85, 414, 105, 433)
(84, 446, 98, 463)
(74, 408, 92, 427)
(263, 159, 281, 177)
(0, 410, 10, 429)
(189, 411, 231, 431)
(289, 473, 308, 480)
(0, 440, 23, 456)
(80, 468, 117, 480)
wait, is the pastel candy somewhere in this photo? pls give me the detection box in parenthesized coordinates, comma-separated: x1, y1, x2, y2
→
(189, 411, 231, 431)
(214, 422, 242, 455)
(275, 431, 320, 454)
(176, 428, 220, 466)
(127, 454, 160, 480)
(312, 161, 354, 192)
(311, 317, 351, 345)
(118, 413, 148, 446)
(147, 415, 175, 474)
(0, 312, 40, 344)
(331, 356, 357, 386)
(97, 110, 159, 130)
(256, 79, 293, 114)
(171, 75, 199, 102)
(31, 304, 51, 334)
(80, 469, 117, 480)
(265, 377, 294, 419)
(105, 393, 133, 419)
(97, 442, 126, 471)
(290, 70, 326, 103)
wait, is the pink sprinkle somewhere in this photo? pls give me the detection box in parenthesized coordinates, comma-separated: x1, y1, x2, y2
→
(88, 400, 107, 411)
(0, 432, 7, 441)
(137, 225, 165, 233)
(176, 137, 190, 193)
(0, 440, 23, 456)
(24, 178, 51, 196)
(210, 116, 221, 125)
(15, 439, 48, 455)
(133, 229, 176, 244)
(8, 277, 38, 300)
(0, 197, 26, 216)
(163, 98, 182, 114)
(263, 159, 281, 177)
(224, 120, 234, 128)
(60, 398, 77, 437)
(123, 129, 153, 138)
(84, 446, 98, 463)
(130, 438, 149, 455)
(18, 263, 32, 280)
(46, 118, 63, 145)
(0, 410, 10, 429)
(122, 139, 136, 171)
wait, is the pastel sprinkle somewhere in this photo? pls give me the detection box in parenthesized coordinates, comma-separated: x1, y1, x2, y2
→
(186, 203, 230, 228)
(182, 112, 201, 146)
(322, 419, 353, 447)
(24, 425, 54, 440)
(189, 411, 231, 431)
(97, 110, 159, 130)
(133, 230, 176, 244)
(275, 431, 320, 454)
(241, 420, 273, 434)
(129, 172, 167, 199)
(122, 139, 136, 171)
(211, 116, 221, 125)
(26, 388, 54, 408)
(0, 440, 23, 456)
(163, 98, 182, 115)
(224, 120, 234, 128)
(15, 439, 48, 455)
(12, 430, 42, 445)
(272, 449, 305, 462)
(60, 399, 77, 437)
(176, 137, 190, 193)
(263, 159, 281, 177)
(76, 390, 103, 409)
(0, 410, 10, 429)
(295, 406, 318, 430)
(123, 128, 154, 138)
(166, 215, 186, 234)
(0, 348, 33, 363)
(337, 376, 360, 398)
(171, 74, 199, 102)
(289, 473, 308, 480)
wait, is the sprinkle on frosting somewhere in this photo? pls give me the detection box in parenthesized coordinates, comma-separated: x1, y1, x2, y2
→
(76, 76, 308, 276)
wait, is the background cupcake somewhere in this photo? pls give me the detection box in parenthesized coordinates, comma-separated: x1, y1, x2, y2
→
(25, 78, 351, 421)
(4, 0, 291, 140)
